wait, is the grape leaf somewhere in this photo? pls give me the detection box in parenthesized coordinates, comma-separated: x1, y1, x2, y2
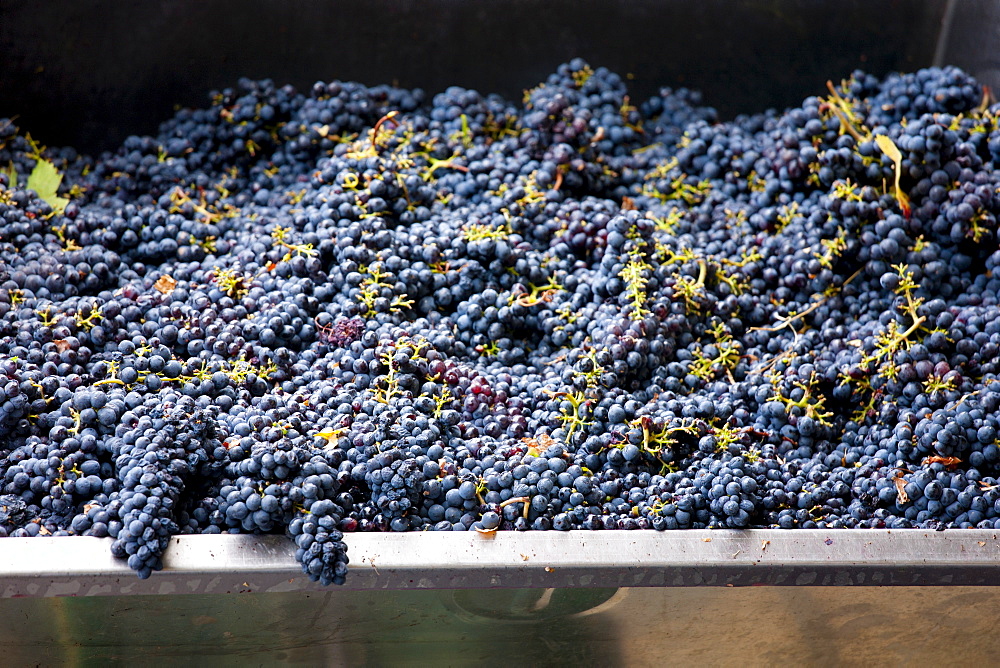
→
(153, 274, 178, 295)
(2, 162, 15, 186)
(26, 158, 69, 215)
(874, 134, 902, 163)
(875, 134, 911, 217)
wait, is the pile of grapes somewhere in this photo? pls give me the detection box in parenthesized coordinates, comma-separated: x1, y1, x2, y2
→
(2, 60, 1000, 585)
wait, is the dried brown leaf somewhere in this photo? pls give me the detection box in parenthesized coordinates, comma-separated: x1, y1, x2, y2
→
(892, 475, 909, 504)
(154, 274, 177, 295)
(922, 456, 962, 469)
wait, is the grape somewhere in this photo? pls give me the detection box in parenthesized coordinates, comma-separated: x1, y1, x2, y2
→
(1, 61, 1000, 584)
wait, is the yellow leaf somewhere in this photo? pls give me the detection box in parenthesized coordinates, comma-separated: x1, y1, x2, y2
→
(874, 134, 902, 163)
(874, 135, 910, 216)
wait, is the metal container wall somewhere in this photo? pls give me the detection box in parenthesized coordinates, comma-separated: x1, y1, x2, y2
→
(0, 0, 963, 154)
(3, 531, 1000, 663)
(7, 584, 1000, 665)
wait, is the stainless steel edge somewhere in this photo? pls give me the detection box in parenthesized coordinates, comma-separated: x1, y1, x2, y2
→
(2, 529, 1000, 598)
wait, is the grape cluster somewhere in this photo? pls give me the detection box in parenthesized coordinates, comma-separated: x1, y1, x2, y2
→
(106, 399, 227, 577)
(3, 60, 1000, 584)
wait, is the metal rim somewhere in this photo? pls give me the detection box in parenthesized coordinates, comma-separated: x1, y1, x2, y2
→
(2, 529, 1000, 598)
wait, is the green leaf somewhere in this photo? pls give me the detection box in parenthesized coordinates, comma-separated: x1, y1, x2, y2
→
(2, 162, 15, 187)
(26, 158, 69, 215)
(27, 158, 61, 196)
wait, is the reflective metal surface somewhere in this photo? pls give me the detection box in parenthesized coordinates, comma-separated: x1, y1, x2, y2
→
(5, 531, 999, 663)
(2, 530, 1000, 598)
(7, 530, 1000, 664)
(1, 584, 999, 666)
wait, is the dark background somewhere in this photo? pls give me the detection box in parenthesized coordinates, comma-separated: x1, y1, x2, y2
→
(2, 0, 995, 156)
